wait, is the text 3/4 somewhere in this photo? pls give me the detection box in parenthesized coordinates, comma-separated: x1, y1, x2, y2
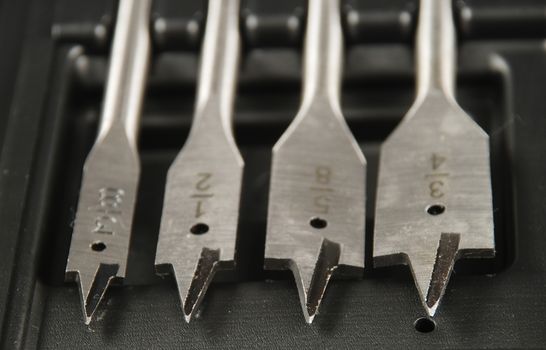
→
(90, 187, 125, 235)
(425, 153, 449, 199)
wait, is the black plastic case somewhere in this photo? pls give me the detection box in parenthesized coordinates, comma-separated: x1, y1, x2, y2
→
(0, 0, 545, 348)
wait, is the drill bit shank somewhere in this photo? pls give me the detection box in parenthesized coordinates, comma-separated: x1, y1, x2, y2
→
(155, 0, 243, 323)
(265, 0, 366, 323)
(373, 0, 495, 317)
(65, 0, 151, 324)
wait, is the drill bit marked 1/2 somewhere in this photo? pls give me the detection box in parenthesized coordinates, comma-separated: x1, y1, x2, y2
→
(265, 0, 366, 324)
(65, 0, 152, 325)
(373, 0, 495, 318)
(155, 0, 243, 323)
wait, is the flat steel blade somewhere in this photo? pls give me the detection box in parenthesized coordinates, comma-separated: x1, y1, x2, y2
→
(265, 0, 366, 323)
(155, 0, 243, 323)
(373, 0, 495, 317)
(65, 0, 151, 324)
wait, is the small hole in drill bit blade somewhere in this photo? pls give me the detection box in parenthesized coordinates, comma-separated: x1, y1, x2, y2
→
(90, 241, 106, 252)
(190, 223, 209, 235)
(309, 217, 327, 229)
(414, 317, 436, 333)
(426, 204, 445, 216)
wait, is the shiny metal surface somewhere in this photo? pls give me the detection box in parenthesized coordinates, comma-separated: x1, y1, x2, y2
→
(264, 0, 366, 323)
(154, 0, 243, 323)
(373, 0, 495, 317)
(65, 0, 151, 325)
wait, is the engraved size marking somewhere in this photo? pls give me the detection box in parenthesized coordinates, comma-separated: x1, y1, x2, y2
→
(196, 172, 212, 191)
(193, 173, 213, 218)
(425, 154, 449, 199)
(429, 180, 444, 198)
(310, 166, 333, 214)
(432, 153, 446, 170)
(90, 187, 125, 235)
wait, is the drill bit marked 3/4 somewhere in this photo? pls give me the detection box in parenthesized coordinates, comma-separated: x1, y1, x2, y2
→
(65, 0, 152, 325)
(155, 0, 243, 323)
(373, 0, 495, 318)
(265, 0, 366, 323)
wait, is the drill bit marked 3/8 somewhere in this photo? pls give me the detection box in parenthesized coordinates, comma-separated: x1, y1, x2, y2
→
(155, 0, 243, 323)
(65, 0, 152, 325)
(373, 0, 495, 317)
(265, 0, 366, 323)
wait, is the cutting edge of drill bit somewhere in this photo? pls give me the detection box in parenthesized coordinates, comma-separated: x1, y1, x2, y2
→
(156, 248, 235, 323)
(265, 239, 341, 324)
(423, 233, 496, 317)
(66, 264, 119, 325)
(179, 248, 220, 323)
(299, 239, 341, 323)
(423, 233, 460, 316)
(374, 233, 495, 317)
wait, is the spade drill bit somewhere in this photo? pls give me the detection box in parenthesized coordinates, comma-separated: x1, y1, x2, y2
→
(373, 0, 494, 317)
(65, 0, 151, 324)
(264, 0, 366, 323)
(155, 0, 243, 323)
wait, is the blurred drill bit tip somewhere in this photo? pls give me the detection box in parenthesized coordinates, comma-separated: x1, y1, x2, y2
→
(291, 239, 340, 324)
(65, 0, 151, 325)
(176, 248, 220, 323)
(75, 264, 119, 325)
(419, 233, 460, 318)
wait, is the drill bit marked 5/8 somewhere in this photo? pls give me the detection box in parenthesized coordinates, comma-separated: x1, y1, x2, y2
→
(373, 0, 495, 317)
(65, 0, 152, 325)
(265, 0, 366, 323)
(155, 0, 244, 323)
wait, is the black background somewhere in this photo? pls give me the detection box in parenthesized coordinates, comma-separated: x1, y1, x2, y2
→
(0, 0, 545, 348)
